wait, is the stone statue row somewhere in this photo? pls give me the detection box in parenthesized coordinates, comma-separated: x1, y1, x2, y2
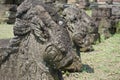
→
(0, 0, 99, 80)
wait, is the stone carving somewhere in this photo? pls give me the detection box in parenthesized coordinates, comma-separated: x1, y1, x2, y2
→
(92, 0, 120, 39)
(0, 0, 82, 80)
(62, 5, 100, 52)
(92, 8, 114, 39)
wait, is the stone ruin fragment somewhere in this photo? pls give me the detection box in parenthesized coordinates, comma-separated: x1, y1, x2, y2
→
(0, 0, 101, 79)
(42, 0, 100, 52)
(52, 2, 100, 52)
(62, 4, 100, 52)
(92, 0, 120, 39)
(0, 0, 82, 80)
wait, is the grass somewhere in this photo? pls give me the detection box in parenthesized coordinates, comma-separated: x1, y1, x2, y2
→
(86, 9, 92, 17)
(64, 34, 120, 80)
(0, 23, 14, 39)
(80, 34, 120, 80)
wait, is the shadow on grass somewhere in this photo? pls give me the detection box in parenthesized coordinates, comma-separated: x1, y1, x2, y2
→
(81, 64, 94, 73)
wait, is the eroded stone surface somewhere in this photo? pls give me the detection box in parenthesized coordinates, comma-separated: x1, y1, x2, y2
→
(62, 4, 100, 52)
(0, 0, 82, 80)
(92, 0, 120, 39)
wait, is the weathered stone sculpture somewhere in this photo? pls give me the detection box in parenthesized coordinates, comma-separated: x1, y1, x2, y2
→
(62, 4, 100, 52)
(0, 0, 82, 80)
(92, 0, 120, 39)
(92, 8, 113, 39)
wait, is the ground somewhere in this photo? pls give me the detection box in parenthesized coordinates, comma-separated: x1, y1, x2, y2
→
(0, 24, 120, 80)
(64, 34, 120, 80)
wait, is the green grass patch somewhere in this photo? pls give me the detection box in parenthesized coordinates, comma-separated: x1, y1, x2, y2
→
(79, 34, 120, 80)
(64, 34, 120, 80)
(85, 9, 92, 17)
(0, 24, 14, 39)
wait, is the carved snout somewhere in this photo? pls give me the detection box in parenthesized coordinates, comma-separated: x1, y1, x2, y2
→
(44, 44, 82, 72)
